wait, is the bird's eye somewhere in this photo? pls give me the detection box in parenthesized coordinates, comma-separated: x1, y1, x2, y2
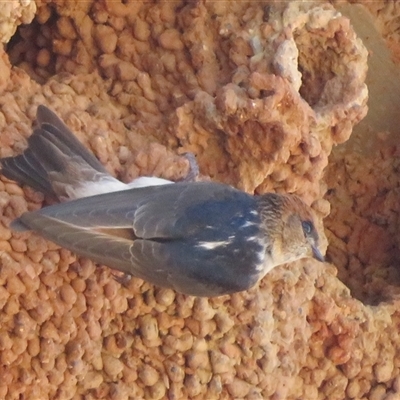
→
(302, 220, 313, 235)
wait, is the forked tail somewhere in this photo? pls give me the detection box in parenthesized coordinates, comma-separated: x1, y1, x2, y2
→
(0, 106, 118, 200)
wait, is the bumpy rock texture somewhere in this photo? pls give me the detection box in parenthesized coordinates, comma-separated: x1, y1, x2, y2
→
(0, 1, 397, 399)
(0, 0, 36, 44)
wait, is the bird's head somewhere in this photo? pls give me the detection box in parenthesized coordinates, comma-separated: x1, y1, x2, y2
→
(280, 202, 324, 264)
(258, 193, 324, 268)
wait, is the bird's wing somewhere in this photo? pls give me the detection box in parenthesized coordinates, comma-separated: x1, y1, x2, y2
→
(14, 181, 247, 236)
(15, 210, 234, 295)
(17, 211, 136, 274)
(13, 182, 265, 296)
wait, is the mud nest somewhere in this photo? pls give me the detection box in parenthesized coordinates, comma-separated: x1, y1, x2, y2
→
(1, 1, 399, 400)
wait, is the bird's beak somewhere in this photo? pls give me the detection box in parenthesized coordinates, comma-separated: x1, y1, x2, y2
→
(312, 245, 325, 262)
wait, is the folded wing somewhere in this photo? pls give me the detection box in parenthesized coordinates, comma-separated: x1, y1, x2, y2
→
(14, 182, 266, 296)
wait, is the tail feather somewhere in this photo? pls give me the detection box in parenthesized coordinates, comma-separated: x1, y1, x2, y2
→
(28, 129, 71, 175)
(36, 105, 107, 173)
(0, 105, 114, 200)
(1, 145, 54, 195)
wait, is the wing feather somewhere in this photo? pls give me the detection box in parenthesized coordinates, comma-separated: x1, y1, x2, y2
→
(15, 181, 246, 235)
(17, 208, 233, 294)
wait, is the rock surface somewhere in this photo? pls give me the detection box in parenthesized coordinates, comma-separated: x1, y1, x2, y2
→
(0, 2, 395, 400)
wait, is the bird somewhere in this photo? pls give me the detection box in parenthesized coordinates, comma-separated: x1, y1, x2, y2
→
(0, 105, 324, 297)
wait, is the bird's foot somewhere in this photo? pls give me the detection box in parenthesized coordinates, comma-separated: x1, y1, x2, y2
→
(113, 272, 132, 287)
(181, 152, 199, 182)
